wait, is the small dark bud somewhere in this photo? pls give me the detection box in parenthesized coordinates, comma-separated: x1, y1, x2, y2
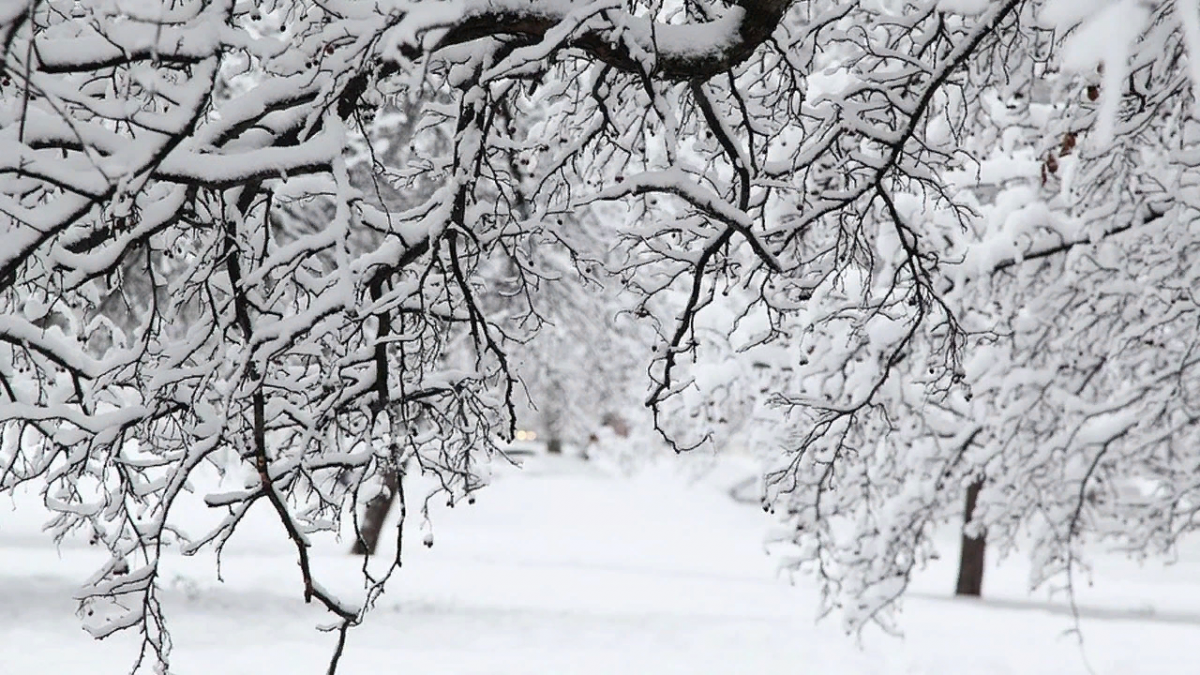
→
(1060, 132, 1077, 156)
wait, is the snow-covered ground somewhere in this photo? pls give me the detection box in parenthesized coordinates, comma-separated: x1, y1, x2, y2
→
(2, 453, 1198, 674)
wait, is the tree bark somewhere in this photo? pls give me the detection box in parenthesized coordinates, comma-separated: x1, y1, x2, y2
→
(955, 478, 986, 597)
(352, 468, 401, 556)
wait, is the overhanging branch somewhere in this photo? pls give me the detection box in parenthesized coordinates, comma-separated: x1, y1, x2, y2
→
(398, 0, 793, 81)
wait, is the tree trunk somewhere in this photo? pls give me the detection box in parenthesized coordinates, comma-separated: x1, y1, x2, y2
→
(955, 478, 986, 597)
(546, 437, 563, 454)
(351, 468, 401, 556)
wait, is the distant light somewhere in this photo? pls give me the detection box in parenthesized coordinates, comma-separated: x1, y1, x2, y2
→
(515, 430, 527, 441)
(526, 431, 537, 441)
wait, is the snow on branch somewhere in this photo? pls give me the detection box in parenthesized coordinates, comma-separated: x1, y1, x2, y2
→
(387, 0, 792, 81)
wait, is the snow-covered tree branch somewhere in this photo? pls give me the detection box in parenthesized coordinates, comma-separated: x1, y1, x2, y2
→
(7, 0, 1200, 670)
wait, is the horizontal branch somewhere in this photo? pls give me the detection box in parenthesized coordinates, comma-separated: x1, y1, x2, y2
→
(399, 0, 792, 81)
(990, 209, 1163, 275)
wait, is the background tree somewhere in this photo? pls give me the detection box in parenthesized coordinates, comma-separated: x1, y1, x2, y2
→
(751, 0, 1200, 629)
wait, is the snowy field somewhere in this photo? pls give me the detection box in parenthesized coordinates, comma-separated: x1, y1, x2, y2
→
(2, 453, 1198, 675)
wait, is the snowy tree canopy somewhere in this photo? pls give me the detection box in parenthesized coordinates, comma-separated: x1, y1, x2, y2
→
(3, 0, 1200, 669)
